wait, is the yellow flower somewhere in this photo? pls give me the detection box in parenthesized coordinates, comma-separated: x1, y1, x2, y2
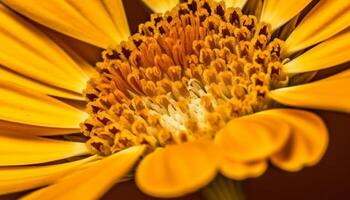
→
(0, 0, 349, 199)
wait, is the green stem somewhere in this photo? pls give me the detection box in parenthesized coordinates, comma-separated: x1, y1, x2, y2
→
(201, 175, 244, 200)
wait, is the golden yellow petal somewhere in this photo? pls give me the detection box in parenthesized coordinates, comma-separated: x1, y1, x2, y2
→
(233, 0, 248, 8)
(269, 77, 350, 113)
(64, 0, 127, 45)
(57, 98, 87, 112)
(0, 156, 97, 195)
(215, 0, 248, 8)
(244, 0, 263, 18)
(0, 80, 88, 128)
(278, 14, 299, 40)
(0, 133, 90, 166)
(142, 0, 179, 13)
(0, 67, 83, 100)
(21, 146, 145, 200)
(45, 28, 102, 67)
(0, 5, 89, 93)
(103, 0, 130, 40)
(261, 109, 328, 171)
(220, 159, 267, 180)
(45, 31, 98, 79)
(284, 30, 350, 73)
(0, 120, 79, 136)
(285, 0, 350, 55)
(136, 141, 218, 198)
(3, 0, 130, 48)
(215, 112, 290, 162)
(260, 0, 311, 31)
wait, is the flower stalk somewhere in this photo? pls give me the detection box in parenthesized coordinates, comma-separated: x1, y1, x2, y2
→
(201, 175, 244, 200)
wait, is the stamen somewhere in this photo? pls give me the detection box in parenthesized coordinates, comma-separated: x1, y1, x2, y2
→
(82, 0, 289, 155)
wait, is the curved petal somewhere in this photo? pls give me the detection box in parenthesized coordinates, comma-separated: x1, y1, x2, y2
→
(244, 0, 263, 17)
(216, 0, 248, 8)
(261, 109, 328, 171)
(214, 113, 290, 162)
(269, 77, 350, 113)
(0, 5, 89, 93)
(21, 146, 145, 200)
(260, 0, 311, 31)
(0, 67, 83, 100)
(0, 133, 90, 166)
(233, 0, 248, 8)
(220, 159, 267, 180)
(3, 0, 130, 48)
(0, 80, 88, 128)
(285, 0, 350, 55)
(0, 120, 78, 136)
(45, 31, 98, 79)
(142, 0, 179, 13)
(136, 141, 218, 198)
(283, 30, 350, 73)
(278, 14, 299, 40)
(103, 0, 130, 40)
(0, 156, 97, 195)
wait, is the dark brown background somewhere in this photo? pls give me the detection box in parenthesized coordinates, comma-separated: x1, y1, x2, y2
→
(2, 0, 350, 200)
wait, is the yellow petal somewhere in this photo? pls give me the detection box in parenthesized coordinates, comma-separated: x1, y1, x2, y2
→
(284, 30, 350, 73)
(269, 77, 350, 113)
(136, 141, 218, 198)
(244, 0, 263, 18)
(220, 159, 267, 180)
(45, 27, 102, 67)
(0, 67, 83, 100)
(45, 31, 98, 79)
(0, 80, 88, 128)
(0, 133, 90, 166)
(215, 0, 247, 8)
(260, 0, 311, 31)
(103, 0, 130, 40)
(285, 0, 350, 55)
(278, 14, 299, 40)
(0, 5, 89, 93)
(262, 109, 328, 171)
(21, 146, 145, 200)
(0, 156, 97, 195)
(142, 0, 179, 13)
(3, 0, 130, 48)
(232, 0, 248, 8)
(215, 112, 290, 162)
(0, 120, 79, 136)
(64, 0, 128, 45)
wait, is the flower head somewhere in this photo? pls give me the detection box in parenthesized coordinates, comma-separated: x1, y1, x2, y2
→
(0, 0, 349, 199)
(82, 0, 289, 156)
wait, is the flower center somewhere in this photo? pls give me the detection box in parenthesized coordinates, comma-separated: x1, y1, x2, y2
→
(81, 0, 289, 155)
